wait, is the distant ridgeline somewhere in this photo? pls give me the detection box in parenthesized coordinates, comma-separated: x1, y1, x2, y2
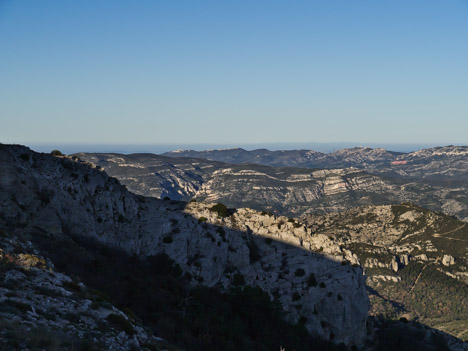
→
(76, 145, 468, 221)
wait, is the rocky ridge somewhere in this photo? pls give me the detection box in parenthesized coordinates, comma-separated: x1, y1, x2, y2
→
(162, 145, 468, 181)
(75, 152, 468, 221)
(0, 232, 176, 351)
(300, 204, 468, 343)
(0, 144, 369, 346)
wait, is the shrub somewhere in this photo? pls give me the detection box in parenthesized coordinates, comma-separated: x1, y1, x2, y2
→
(198, 217, 208, 223)
(216, 227, 226, 236)
(319, 282, 326, 289)
(162, 236, 173, 244)
(19, 153, 30, 161)
(295, 268, 306, 277)
(62, 280, 82, 293)
(307, 273, 318, 287)
(292, 292, 301, 301)
(210, 203, 229, 218)
(4, 299, 32, 313)
(265, 238, 273, 245)
(106, 313, 135, 335)
(247, 240, 261, 263)
(232, 273, 246, 286)
(50, 150, 64, 156)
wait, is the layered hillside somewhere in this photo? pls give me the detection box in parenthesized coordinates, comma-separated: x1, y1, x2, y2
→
(162, 145, 468, 181)
(162, 147, 402, 169)
(300, 204, 468, 342)
(0, 144, 369, 347)
(76, 152, 468, 220)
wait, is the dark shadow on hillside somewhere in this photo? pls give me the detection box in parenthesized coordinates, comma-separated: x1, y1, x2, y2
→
(366, 286, 406, 313)
(0, 144, 463, 351)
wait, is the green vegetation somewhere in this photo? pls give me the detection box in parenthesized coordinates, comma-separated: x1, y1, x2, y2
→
(295, 268, 306, 277)
(374, 318, 450, 351)
(198, 217, 208, 223)
(368, 260, 468, 341)
(62, 280, 82, 293)
(307, 273, 318, 287)
(19, 153, 30, 161)
(232, 273, 246, 286)
(247, 239, 261, 263)
(50, 150, 64, 156)
(162, 236, 173, 244)
(209, 203, 230, 218)
(106, 313, 135, 335)
(0, 320, 103, 351)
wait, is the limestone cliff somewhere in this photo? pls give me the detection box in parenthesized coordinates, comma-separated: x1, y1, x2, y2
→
(0, 144, 369, 346)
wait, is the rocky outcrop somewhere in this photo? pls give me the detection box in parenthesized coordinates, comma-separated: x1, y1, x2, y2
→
(0, 144, 370, 346)
(442, 254, 456, 267)
(0, 233, 175, 351)
(300, 204, 468, 342)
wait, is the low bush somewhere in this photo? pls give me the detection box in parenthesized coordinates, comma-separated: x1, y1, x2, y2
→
(295, 268, 306, 277)
(106, 313, 135, 335)
(307, 273, 318, 287)
(209, 203, 229, 218)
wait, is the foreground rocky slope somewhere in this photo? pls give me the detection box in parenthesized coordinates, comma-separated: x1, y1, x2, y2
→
(0, 144, 369, 347)
(300, 204, 468, 342)
(0, 233, 174, 351)
(76, 152, 468, 220)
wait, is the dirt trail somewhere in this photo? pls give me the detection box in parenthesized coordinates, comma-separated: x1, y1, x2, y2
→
(433, 223, 467, 240)
(408, 263, 433, 293)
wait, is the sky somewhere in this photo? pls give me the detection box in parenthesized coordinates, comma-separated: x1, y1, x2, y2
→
(1, 0, 468, 150)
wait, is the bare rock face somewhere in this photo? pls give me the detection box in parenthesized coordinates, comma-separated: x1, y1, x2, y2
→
(300, 204, 468, 343)
(442, 255, 456, 267)
(0, 234, 174, 351)
(0, 145, 370, 346)
(181, 203, 370, 345)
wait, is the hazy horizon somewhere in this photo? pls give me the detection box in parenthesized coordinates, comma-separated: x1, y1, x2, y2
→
(23, 141, 464, 155)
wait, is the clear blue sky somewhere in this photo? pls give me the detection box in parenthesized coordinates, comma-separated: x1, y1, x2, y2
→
(1, 0, 467, 147)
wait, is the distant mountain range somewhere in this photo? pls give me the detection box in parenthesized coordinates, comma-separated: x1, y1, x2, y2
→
(162, 145, 468, 181)
(75, 146, 468, 221)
